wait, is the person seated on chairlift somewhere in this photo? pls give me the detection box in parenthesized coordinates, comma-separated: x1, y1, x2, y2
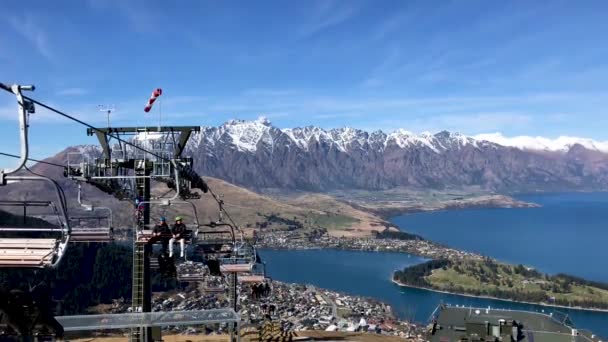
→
(170, 216, 187, 258)
(152, 217, 172, 254)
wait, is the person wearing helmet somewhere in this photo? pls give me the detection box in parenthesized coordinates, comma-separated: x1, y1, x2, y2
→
(170, 216, 187, 258)
(152, 217, 171, 254)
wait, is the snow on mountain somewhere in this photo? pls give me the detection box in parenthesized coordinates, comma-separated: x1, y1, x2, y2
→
(474, 133, 608, 154)
(188, 117, 608, 155)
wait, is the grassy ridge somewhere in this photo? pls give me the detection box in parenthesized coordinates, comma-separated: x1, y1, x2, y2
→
(394, 259, 608, 310)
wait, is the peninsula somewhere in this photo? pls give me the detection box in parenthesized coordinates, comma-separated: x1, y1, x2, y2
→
(393, 258, 608, 311)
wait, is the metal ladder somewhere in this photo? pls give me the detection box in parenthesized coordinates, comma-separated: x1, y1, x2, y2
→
(130, 241, 146, 342)
(131, 166, 150, 342)
(229, 272, 238, 342)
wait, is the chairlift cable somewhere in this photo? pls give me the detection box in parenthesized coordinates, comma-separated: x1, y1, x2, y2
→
(0, 151, 65, 168)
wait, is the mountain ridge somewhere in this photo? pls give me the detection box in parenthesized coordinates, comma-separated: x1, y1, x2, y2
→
(185, 118, 608, 192)
(191, 117, 608, 154)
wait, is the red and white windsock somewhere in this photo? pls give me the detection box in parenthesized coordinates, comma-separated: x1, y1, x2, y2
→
(144, 88, 162, 113)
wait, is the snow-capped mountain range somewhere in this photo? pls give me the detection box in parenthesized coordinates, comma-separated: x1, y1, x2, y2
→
(190, 116, 608, 155)
(182, 117, 608, 192)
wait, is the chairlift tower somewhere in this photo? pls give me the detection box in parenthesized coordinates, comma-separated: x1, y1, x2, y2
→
(1, 83, 250, 341)
(67, 125, 202, 342)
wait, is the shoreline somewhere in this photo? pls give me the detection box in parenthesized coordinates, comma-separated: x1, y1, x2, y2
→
(391, 278, 608, 313)
(258, 244, 608, 314)
(259, 194, 608, 316)
(359, 194, 541, 220)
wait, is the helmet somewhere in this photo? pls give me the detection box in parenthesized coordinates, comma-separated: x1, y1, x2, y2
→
(159, 217, 166, 222)
(175, 216, 183, 221)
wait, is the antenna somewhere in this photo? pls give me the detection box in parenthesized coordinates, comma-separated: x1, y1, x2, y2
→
(98, 104, 116, 128)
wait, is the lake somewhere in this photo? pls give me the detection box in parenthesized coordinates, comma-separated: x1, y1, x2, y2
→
(391, 192, 608, 282)
(259, 193, 608, 337)
(259, 249, 608, 337)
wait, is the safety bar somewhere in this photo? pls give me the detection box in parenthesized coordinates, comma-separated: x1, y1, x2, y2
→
(0, 200, 52, 207)
(76, 183, 113, 228)
(198, 222, 236, 243)
(138, 198, 200, 230)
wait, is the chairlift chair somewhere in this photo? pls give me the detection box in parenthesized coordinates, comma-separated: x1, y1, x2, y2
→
(177, 273, 205, 282)
(239, 262, 268, 284)
(69, 208, 114, 243)
(196, 222, 236, 254)
(136, 199, 200, 246)
(67, 183, 114, 243)
(219, 243, 257, 274)
(0, 177, 71, 268)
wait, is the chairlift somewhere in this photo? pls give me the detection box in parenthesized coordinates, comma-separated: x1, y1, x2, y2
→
(136, 199, 200, 246)
(68, 209, 114, 243)
(177, 273, 205, 282)
(219, 243, 257, 274)
(0, 177, 70, 268)
(196, 217, 257, 275)
(68, 183, 114, 243)
(239, 262, 268, 284)
(196, 222, 236, 254)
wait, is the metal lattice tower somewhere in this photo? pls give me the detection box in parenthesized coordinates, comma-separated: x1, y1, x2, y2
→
(70, 126, 201, 342)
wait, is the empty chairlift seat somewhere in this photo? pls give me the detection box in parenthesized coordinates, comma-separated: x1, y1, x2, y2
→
(70, 228, 114, 242)
(68, 209, 114, 243)
(239, 275, 265, 283)
(0, 177, 72, 269)
(220, 263, 253, 273)
(177, 273, 205, 282)
(239, 262, 267, 283)
(0, 238, 58, 267)
(136, 230, 155, 243)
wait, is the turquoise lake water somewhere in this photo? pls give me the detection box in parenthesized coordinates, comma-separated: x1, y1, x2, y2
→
(259, 192, 608, 337)
(391, 192, 608, 282)
(259, 249, 608, 337)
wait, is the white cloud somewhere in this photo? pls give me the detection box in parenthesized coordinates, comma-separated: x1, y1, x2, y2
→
(87, 0, 161, 33)
(473, 132, 608, 153)
(423, 112, 532, 134)
(6, 14, 53, 61)
(0, 102, 15, 121)
(57, 88, 88, 96)
(299, 0, 360, 38)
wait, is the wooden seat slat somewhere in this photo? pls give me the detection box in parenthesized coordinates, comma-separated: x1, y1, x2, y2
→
(70, 238, 113, 242)
(0, 237, 56, 267)
(220, 264, 252, 273)
(0, 254, 53, 261)
(0, 238, 57, 245)
(0, 249, 54, 255)
(239, 275, 265, 283)
(0, 245, 56, 250)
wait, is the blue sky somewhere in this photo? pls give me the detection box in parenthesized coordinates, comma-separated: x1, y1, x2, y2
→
(1, 0, 608, 165)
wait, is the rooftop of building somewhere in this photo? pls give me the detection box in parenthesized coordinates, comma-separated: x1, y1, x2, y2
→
(428, 305, 604, 342)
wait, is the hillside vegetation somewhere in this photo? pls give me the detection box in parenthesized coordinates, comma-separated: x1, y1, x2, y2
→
(394, 258, 608, 310)
(0, 243, 133, 315)
(149, 178, 390, 237)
